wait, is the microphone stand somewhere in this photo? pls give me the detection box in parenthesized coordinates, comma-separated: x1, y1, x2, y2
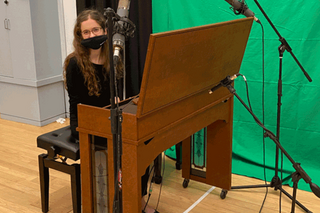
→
(224, 0, 314, 212)
(104, 6, 135, 213)
(216, 76, 320, 213)
(105, 7, 123, 213)
(254, 0, 312, 193)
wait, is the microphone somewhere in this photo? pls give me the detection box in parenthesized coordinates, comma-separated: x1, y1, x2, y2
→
(224, 0, 260, 23)
(113, 0, 131, 64)
(209, 74, 239, 94)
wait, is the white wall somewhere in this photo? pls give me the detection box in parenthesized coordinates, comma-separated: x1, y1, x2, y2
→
(0, 0, 77, 126)
(58, 0, 77, 117)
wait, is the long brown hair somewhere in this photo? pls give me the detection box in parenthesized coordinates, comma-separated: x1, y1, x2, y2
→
(63, 9, 112, 96)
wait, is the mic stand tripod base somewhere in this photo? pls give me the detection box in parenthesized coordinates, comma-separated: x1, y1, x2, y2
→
(218, 84, 312, 213)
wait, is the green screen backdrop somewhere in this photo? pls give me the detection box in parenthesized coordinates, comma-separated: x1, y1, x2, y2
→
(152, 0, 320, 193)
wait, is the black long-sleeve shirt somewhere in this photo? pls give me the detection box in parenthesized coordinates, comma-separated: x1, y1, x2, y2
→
(66, 57, 111, 139)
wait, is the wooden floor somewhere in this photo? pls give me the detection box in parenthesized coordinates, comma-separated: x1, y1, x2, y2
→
(0, 117, 319, 213)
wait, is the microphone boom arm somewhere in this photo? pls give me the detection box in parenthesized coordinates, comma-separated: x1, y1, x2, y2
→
(253, 0, 312, 82)
(217, 78, 320, 199)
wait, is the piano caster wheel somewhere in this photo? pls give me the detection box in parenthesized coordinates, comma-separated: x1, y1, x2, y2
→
(182, 179, 189, 188)
(220, 189, 228, 199)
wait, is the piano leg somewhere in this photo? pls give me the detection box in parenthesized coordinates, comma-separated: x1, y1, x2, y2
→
(175, 142, 182, 170)
(153, 154, 162, 184)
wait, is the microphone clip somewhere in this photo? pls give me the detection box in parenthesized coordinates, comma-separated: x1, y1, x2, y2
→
(113, 17, 136, 40)
(104, 9, 136, 40)
(232, 0, 247, 16)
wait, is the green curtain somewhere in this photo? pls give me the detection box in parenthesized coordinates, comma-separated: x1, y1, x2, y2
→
(152, 0, 320, 193)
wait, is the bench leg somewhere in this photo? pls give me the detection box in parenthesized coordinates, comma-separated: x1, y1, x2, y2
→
(70, 164, 81, 213)
(38, 154, 49, 213)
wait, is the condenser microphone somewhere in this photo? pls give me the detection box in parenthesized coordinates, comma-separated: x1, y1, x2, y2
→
(113, 0, 131, 63)
(224, 0, 260, 23)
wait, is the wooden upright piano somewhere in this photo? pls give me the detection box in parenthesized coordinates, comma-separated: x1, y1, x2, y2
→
(77, 18, 253, 213)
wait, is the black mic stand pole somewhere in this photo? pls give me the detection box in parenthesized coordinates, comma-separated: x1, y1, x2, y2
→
(105, 7, 123, 213)
(217, 76, 320, 213)
(251, 0, 312, 196)
(226, 0, 313, 211)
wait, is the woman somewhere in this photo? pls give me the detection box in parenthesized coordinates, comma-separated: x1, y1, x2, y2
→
(63, 9, 158, 213)
(63, 9, 113, 139)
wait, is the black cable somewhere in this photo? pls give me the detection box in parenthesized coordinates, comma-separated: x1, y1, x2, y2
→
(238, 74, 253, 112)
(256, 20, 269, 213)
(236, 19, 268, 213)
(112, 58, 123, 213)
(142, 155, 165, 213)
(143, 164, 155, 212)
(114, 64, 121, 109)
(155, 154, 166, 210)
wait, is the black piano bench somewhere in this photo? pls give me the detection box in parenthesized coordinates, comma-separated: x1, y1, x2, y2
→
(37, 126, 81, 213)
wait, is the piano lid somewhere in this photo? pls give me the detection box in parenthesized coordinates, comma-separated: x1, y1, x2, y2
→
(136, 18, 253, 118)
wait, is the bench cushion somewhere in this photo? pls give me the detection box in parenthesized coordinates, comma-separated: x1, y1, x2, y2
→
(37, 126, 79, 160)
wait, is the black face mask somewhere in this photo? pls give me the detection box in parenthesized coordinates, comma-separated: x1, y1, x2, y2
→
(81, 35, 108, 49)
